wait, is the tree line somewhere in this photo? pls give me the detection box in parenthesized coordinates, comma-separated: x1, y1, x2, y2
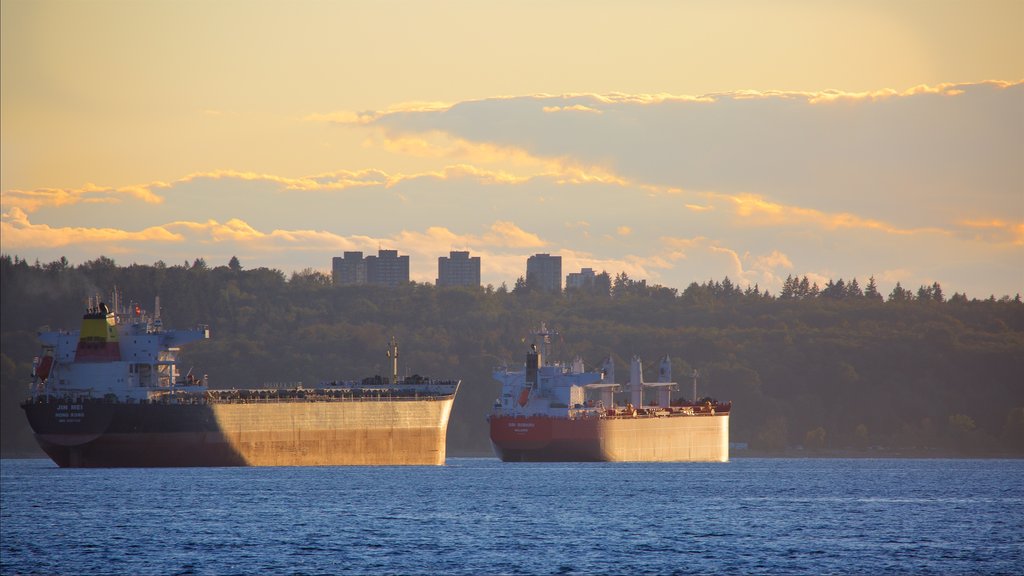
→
(2, 254, 1022, 457)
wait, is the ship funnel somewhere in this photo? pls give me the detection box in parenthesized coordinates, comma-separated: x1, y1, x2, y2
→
(571, 356, 585, 374)
(658, 355, 672, 383)
(629, 356, 644, 407)
(526, 344, 540, 387)
(600, 355, 615, 383)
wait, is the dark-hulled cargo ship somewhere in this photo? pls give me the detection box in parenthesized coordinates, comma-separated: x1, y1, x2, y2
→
(488, 324, 730, 462)
(22, 294, 459, 467)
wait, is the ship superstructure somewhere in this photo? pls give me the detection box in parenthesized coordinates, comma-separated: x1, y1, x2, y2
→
(488, 324, 730, 462)
(22, 294, 459, 467)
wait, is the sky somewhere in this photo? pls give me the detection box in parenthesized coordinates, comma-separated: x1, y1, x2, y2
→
(2, 0, 1022, 297)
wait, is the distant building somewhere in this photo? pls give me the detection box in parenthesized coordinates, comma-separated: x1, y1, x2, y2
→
(333, 252, 367, 286)
(565, 267, 596, 290)
(526, 253, 562, 292)
(565, 267, 611, 296)
(333, 249, 409, 287)
(366, 249, 410, 287)
(437, 251, 481, 287)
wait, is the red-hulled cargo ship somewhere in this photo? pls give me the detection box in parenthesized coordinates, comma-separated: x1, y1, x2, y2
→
(21, 294, 459, 467)
(488, 325, 730, 462)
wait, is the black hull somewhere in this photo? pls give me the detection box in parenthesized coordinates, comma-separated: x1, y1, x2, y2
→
(34, 433, 247, 468)
(23, 401, 245, 467)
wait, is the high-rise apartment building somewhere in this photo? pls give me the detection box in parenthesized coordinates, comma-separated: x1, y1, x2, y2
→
(332, 251, 367, 286)
(526, 253, 562, 292)
(565, 267, 596, 290)
(333, 249, 409, 287)
(437, 251, 481, 287)
(365, 249, 410, 287)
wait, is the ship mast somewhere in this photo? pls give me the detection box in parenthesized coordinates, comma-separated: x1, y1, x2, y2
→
(531, 322, 556, 366)
(387, 336, 399, 385)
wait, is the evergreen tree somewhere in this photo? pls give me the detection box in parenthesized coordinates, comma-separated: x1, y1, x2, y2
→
(512, 275, 530, 294)
(865, 276, 882, 302)
(847, 277, 863, 298)
(917, 285, 934, 302)
(889, 282, 912, 302)
(780, 275, 796, 300)
(822, 279, 838, 299)
(834, 279, 847, 298)
(721, 276, 736, 298)
(797, 276, 811, 299)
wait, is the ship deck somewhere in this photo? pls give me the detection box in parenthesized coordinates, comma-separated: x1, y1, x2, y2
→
(24, 383, 460, 408)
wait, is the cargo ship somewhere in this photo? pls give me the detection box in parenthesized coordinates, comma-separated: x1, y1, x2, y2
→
(21, 294, 460, 467)
(488, 325, 730, 462)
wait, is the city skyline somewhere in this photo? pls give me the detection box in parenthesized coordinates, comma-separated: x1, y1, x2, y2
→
(2, 1, 1022, 299)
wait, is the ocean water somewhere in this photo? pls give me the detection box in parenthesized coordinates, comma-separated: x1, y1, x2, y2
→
(1, 458, 1022, 575)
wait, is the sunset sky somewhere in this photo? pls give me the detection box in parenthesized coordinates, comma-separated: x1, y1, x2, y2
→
(2, 0, 1022, 297)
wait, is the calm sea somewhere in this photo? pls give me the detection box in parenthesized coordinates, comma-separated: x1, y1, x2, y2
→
(1, 457, 1022, 575)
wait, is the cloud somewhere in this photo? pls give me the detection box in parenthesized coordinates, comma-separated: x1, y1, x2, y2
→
(389, 221, 546, 255)
(2, 182, 167, 213)
(661, 236, 798, 288)
(723, 192, 950, 236)
(543, 105, 602, 114)
(685, 204, 713, 212)
(958, 219, 1024, 246)
(344, 81, 1023, 232)
(304, 100, 454, 126)
(746, 250, 795, 288)
(483, 221, 546, 248)
(557, 248, 674, 284)
(1, 207, 181, 247)
(365, 130, 631, 188)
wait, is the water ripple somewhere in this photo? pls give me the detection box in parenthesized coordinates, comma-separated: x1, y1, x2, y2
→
(1, 458, 1022, 575)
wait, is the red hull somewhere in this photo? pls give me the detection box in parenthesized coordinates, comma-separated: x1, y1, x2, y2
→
(489, 415, 605, 461)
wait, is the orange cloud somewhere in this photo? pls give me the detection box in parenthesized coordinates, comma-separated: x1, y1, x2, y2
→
(724, 192, 949, 236)
(542, 104, 602, 114)
(0, 208, 362, 253)
(751, 250, 794, 271)
(699, 81, 1018, 105)
(304, 100, 454, 125)
(2, 182, 167, 213)
(959, 219, 1024, 245)
(1, 207, 181, 247)
(483, 221, 546, 248)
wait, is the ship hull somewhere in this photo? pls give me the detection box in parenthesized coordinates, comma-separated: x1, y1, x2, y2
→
(489, 413, 729, 462)
(23, 396, 456, 467)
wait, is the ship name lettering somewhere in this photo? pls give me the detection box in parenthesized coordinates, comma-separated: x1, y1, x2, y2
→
(55, 404, 85, 422)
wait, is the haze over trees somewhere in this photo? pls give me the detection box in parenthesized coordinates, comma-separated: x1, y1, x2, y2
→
(2, 254, 1022, 457)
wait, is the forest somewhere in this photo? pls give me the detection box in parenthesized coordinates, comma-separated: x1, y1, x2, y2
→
(2, 254, 1023, 458)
